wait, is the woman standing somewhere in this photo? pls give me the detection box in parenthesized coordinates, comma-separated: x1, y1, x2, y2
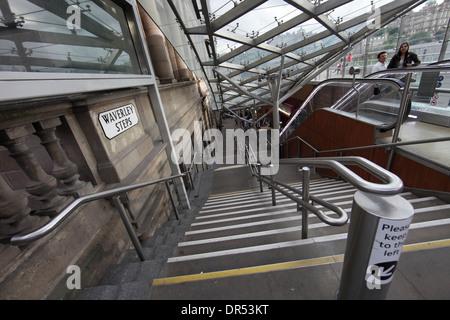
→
(387, 42, 421, 69)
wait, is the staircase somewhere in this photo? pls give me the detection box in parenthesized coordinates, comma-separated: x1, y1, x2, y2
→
(75, 164, 450, 300)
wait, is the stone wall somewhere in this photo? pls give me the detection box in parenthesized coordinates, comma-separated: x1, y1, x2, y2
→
(0, 78, 213, 299)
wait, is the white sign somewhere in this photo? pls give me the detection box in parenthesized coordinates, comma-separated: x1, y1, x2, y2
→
(366, 217, 412, 289)
(432, 74, 450, 108)
(98, 104, 139, 139)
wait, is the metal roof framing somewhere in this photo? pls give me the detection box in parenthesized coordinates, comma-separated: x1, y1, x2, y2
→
(168, 0, 426, 112)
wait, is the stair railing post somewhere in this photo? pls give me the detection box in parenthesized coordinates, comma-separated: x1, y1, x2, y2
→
(257, 164, 263, 192)
(166, 180, 179, 220)
(112, 194, 146, 262)
(269, 164, 276, 206)
(301, 167, 310, 239)
(337, 191, 414, 299)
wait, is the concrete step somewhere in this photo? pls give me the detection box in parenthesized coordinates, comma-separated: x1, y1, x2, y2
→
(150, 241, 450, 300)
(199, 184, 357, 216)
(76, 211, 194, 299)
(162, 183, 450, 278)
(76, 169, 450, 300)
(164, 213, 450, 277)
(201, 179, 349, 206)
(74, 166, 216, 300)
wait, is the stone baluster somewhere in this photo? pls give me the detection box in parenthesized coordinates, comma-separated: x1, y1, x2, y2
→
(0, 174, 43, 241)
(33, 118, 88, 197)
(0, 125, 71, 217)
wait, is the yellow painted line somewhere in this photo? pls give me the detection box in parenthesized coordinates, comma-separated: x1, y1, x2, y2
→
(152, 239, 450, 286)
(402, 238, 450, 253)
(152, 255, 344, 286)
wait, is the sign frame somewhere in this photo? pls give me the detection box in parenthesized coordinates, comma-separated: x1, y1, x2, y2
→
(98, 103, 139, 140)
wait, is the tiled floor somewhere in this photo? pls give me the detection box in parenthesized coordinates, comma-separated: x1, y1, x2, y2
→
(379, 120, 450, 169)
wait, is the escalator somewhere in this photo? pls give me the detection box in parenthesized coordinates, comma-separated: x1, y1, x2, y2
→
(280, 61, 450, 143)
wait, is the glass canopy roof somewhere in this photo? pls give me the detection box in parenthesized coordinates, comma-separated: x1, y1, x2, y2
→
(166, 0, 426, 112)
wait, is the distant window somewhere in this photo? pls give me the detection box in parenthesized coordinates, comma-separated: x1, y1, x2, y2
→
(0, 0, 142, 74)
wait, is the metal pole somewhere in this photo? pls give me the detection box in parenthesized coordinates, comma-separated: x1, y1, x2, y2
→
(147, 85, 191, 210)
(438, 17, 450, 62)
(272, 55, 285, 130)
(165, 180, 179, 220)
(188, 171, 194, 190)
(258, 164, 263, 192)
(301, 167, 310, 239)
(350, 67, 361, 117)
(387, 73, 413, 170)
(270, 173, 276, 206)
(396, 15, 406, 50)
(338, 191, 414, 299)
(112, 195, 146, 262)
(363, 38, 369, 77)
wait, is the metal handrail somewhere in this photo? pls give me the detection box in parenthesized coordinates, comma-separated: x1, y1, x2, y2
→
(279, 157, 403, 196)
(248, 155, 403, 236)
(9, 173, 189, 260)
(244, 143, 350, 229)
(257, 174, 348, 227)
(280, 64, 450, 139)
(280, 77, 405, 138)
(283, 135, 450, 172)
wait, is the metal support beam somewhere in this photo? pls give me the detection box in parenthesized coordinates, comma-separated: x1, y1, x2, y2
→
(146, 85, 191, 210)
(439, 17, 450, 62)
(270, 54, 285, 130)
(214, 68, 273, 106)
(200, 0, 217, 65)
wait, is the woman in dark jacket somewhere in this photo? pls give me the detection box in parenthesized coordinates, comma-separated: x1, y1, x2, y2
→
(387, 42, 421, 69)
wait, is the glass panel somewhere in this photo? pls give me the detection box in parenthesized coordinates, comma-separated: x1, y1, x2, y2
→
(395, 68, 450, 168)
(214, 0, 296, 38)
(0, 0, 141, 74)
(410, 69, 450, 125)
(282, 77, 404, 137)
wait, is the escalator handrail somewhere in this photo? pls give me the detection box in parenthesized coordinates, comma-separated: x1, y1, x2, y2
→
(279, 156, 404, 196)
(281, 64, 450, 138)
(280, 77, 404, 137)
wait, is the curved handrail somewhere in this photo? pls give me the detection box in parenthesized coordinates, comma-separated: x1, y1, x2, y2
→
(280, 64, 450, 139)
(10, 173, 187, 246)
(279, 156, 403, 195)
(285, 135, 450, 161)
(370, 63, 450, 77)
(252, 156, 402, 227)
(244, 141, 349, 226)
(266, 177, 348, 226)
(280, 77, 404, 138)
(244, 148, 403, 227)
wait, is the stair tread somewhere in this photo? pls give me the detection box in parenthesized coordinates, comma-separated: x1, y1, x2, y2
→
(76, 172, 450, 300)
(165, 220, 450, 277)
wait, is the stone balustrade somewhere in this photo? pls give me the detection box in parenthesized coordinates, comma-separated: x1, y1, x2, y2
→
(0, 116, 91, 241)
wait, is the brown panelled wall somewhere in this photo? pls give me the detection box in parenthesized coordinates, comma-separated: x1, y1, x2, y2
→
(284, 109, 450, 192)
